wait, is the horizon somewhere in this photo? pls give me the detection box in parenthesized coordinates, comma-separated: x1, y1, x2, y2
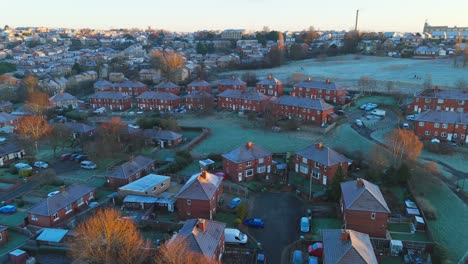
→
(2, 0, 468, 33)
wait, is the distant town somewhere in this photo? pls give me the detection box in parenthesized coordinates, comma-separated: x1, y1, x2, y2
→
(0, 22, 467, 264)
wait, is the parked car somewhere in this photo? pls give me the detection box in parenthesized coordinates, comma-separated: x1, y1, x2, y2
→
(34, 161, 49, 169)
(228, 198, 241, 209)
(292, 250, 303, 264)
(402, 123, 409, 129)
(47, 190, 60, 197)
(406, 115, 415, 121)
(300, 217, 310, 232)
(256, 252, 266, 264)
(0, 205, 17, 214)
(366, 115, 382, 120)
(224, 228, 248, 244)
(61, 153, 72, 160)
(80, 161, 97, 169)
(355, 119, 363, 127)
(244, 218, 264, 228)
(75, 154, 88, 162)
(359, 104, 368, 110)
(15, 163, 32, 170)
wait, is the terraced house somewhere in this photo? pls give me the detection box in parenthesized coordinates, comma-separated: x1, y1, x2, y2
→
(154, 80, 180, 95)
(184, 91, 214, 110)
(93, 80, 149, 96)
(106, 155, 156, 189)
(88, 91, 132, 111)
(217, 75, 247, 93)
(256, 74, 283, 97)
(407, 87, 468, 113)
(187, 78, 212, 94)
(414, 110, 468, 144)
(25, 184, 96, 227)
(222, 142, 273, 182)
(48, 92, 78, 109)
(291, 77, 346, 104)
(136, 91, 180, 111)
(294, 143, 351, 186)
(217, 90, 271, 112)
(273, 96, 335, 125)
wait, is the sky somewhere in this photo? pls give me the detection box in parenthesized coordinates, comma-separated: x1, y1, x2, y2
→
(2, 0, 468, 33)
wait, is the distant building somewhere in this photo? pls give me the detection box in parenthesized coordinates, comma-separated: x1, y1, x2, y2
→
(106, 156, 156, 189)
(256, 74, 283, 97)
(118, 174, 171, 197)
(221, 29, 247, 40)
(407, 87, 468, 113)
(217, 76, 247, 93)
(49, 92, 78, 109)
(154, 80, 180, 95)
(273, 96, 335, 125)
(423, 21, 468, 41)
(184, 91, 214, 111)
(136, 91, 180, 111)
(291, 77, 346, 104)
(187, 78, 212, 94)
(414, 110, 468, 144)
(88, 92, 132, 111)
(217, 90, 272, 113)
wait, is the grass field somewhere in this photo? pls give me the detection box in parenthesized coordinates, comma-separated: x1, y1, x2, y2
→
(0, 230, 28, 255)
(0, 182, 14, 189)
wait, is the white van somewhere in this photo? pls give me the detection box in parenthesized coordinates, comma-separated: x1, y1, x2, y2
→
(300, 217, 310, 232)
(224, 228, 248, 244)
(80, 161, 97, 170)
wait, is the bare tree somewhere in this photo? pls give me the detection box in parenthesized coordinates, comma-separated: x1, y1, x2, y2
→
(157, 237, 217, 264)
(357, 76, 377, 95)
(48, 124, 73, 156)
(150, 50, 185, 82)
(69, 208, 151, 264)
(16, 115, 51, 153)
(385, 129, 423, 167)
(26, 90, 49, 114)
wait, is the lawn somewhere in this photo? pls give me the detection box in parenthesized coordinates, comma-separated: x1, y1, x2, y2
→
(177, 161, 201, 177)
(311, 218, 343, 235)
(0, 182, 14, 189)
(0, 210, 26, 227)
(214, 212, 238, 228)
(389, 232, 430, 242)
(0, 230, 28, 255)
(380, 256, 405, 264)
(387, 223, 411, 233)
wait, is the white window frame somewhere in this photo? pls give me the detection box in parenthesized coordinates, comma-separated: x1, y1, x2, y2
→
(425, 131, 430, 136)
(257, 166, 266, 173)
(441, 132, 447, 137)
(246, 161, 252, 167)
(437, 99, 444, 104)
(53, 213, 60, 221)
(312, 170, 320, 179)
(442, 123, 448, 129)
(419, 122, 425, 127)
(258, 158, 264, 164)
(245, 168, 254, 177)
(65, 205, 72, 214)
(31, 214, 38, 221)
(371, 212, 376, 220)
(314, 162, 320, 168)
(300, 164, 308, 174)
(187, 199, 191, 205)
(434, 123, 440, 128)
(77, 197, 84, 206)
(89, 192, 94, 199)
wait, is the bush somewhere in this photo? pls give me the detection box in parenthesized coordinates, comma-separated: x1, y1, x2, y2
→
(236, 204, 247, 220)
(9, 165, 18, 175)
(207, 153, 222, 162)
(234, 218, 242, 227)
(424, 143, 454, 155)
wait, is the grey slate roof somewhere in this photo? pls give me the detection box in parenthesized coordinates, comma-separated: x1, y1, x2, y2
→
(294, 78, 344, 91)
(64, 122, 96, 133)
(118, 174, 170, 192)
(416, 88, 468, 100)
(0, 101, 13, 109)
(340, 179, 391, 213)
(218, 76, 246, 86)
(0, 141, 23, 157)
(114, 80, 147, 88)
(188, 79, 212, 87)
(93, 80, 113, 89)
(143, 129, 182, 141)
(414, 110, 468, 125)
(185, 91, 214, 99)
(176, 171, 223, 200)
(322, 229, 378, 264)
(26, 184, 96, 216)
(295, 144, 351, 166)
(0, 112, 18, 123)
(171, 218, 225, 259)
(218, 90, 270, 101)
(88, 91, 131, 100)
(137, 91, 180, 100)
(275, 96, 334, 110)
(0, 225, 7, 232)
(109, 155, 155, 180)
(222, 142, 271, 163)
(257, 75, 282, 85)
(49, 92, 76, 102)
(154, 81, 179, 89)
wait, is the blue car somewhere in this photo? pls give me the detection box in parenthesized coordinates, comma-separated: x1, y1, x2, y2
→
(0, 205, 17, 214)
(244, 218, 264, 228)
(228, 198, 241, 209)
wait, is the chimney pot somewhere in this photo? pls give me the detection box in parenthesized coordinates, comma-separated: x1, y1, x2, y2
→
(357, 178, 364, 187)
(201, 170, 207, 179)
(341, 230, 349, 242)
(198, 219, 206, 231)
(306, 77, 312, 82)
(316, 143, 323, 149)
(247, 142, 253, 149)
(59, 185, 66, 193)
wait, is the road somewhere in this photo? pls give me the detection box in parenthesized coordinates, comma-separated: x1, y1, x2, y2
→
(247, 192, 305, 264)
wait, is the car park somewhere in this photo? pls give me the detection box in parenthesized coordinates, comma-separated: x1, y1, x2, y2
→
(80, 161, 97, 169)
(74, 154, 88, 162)
(228, 198, 241, 209)
(34, 161, 49, 168)
(244, 218, 265, 228)
(366, 115, 382, 120)
(61, 153, 72, 160)
(0, 205, 17, 214)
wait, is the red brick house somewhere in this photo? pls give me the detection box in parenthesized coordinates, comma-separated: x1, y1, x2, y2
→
(143, 129, 183, 148)
(414, 110, 468, 144)
(340, 179, 391, 238)
(0, 141, 25, 167)
(136, 91, 180, 111)
(256, 74, 283, 97)
(64, 122, 97, 139)
(106, 155, 156, 189)
(273, 96, 335, 125)
(222, 142, 273, 182)
(176, 171, 223, 220)
(25, 184, 97, 227)
(0, 225, 8, 247)
(94, 80, 149, 97)
(154, 80, 180, 95)
(407, 87, 468, 113)
(322, 229, 378, 264)
(217, 90, 272, 113)
(187, 78, 212, 94)
(402, 33, 423, 48)
(0, 112, 18, 129)
(185, 91, 214, 111)
(294, 143, 351, 186)
(49, 92, 78, 109)
(291, 77, 346, 104)
(169, 218, 225, 262)
(88, 91, 132, 111)
(217, 76, 247, 93)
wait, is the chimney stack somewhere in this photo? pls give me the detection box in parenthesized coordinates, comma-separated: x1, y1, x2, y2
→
(267, 74, 272, 80)
(198, 219, 206, 231)
(231, 75, 236, 80)
(316, 143, 323, 149)
(201, 170, 207, 179)
(325, 79, 331, 84)
(340, 230, 349, 242)
(247, 142, 253, 149)
(357, 178, 364, 187)
(129, 155, 135, 162)
(306, 77, 312, 82)
(59, 185, 66, 193)
(434, 85, 440, 92)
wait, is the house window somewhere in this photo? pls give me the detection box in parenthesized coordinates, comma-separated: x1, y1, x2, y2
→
(31, 215, 38, 221)
(0, 233, 2, 241)
(187, 200, 191, 205)
(77, 197, 84, 206)
(458, 108, 464, 113)
(371, 212, 376, 220)
(425, 131, 430, 136)
(425, 98, 431, 103)
(441, 132, 447, 137)
(419, 122, 425, 127)
(65, 205, 72, 214)
(434, 123, 440, 128)
(437, 99, 444, 104)
(423, 105, 430, 110)
(53, 213, 60, 221)
(453, 134, 458, 139)
(312, 170, 320, 179)
(257, 166, 266, 173)
(442, 124, 448, 129)
(245, 169, 254, 177)
(459, 100, 465, 105)
(258, 158, 264, 164)
(187, 211, 191, 216)
(246, 161, 252, 167)
(89, 192, 94, 199)
(436, 106, 441, 111)
(314, 162, 320, 168)
(300, 164, 308, 174)
(461, 134, 465, 139)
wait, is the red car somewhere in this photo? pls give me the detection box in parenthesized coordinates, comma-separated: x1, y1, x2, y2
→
(61, 153, 72, 160)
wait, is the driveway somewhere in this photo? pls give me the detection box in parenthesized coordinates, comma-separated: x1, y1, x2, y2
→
(247, 192, 305, 264)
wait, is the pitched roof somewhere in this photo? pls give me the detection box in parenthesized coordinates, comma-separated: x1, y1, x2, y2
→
(0, 225, 7, 232)
(93, 80, 113, 89)
(188, 79, 211, 87)
(218, 90, 271, 101)
(0, 141, 23, 156)
(322, 229, 378, 264)
(275, 96, 334, 110)
(185, 91, 214, 99)
(118, 174, 170, 192)
(340, 179, 391, 213)
(171, 218, 225, 259)
(414, 110, 468, 125)
(64, 122, 96, 133)
(137, 91, 180, 100)
(109, 155, 155, 180)
(0, 112, 18, 123)
(295, 144, 351, 166)
(49, 92, 76, 102)
(415, 88, 468, 100)
(26, 184, 96, 216)
(222, 142, 271, 163)
(176, 171, 223, 200)
(218, 76, 246, 86)
(154, 80, 179, 89)
(88, 91, 132, 100)
(143, 129, 182, 141)
(294, 78, 344, 91)
(257, 74, 282, 85)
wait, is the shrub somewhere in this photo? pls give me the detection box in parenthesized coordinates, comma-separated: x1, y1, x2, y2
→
(424, 143, 454, 155)
(236, 204, 247, 220)
(415, 196, 437, 220)
(207, 153, 222, 162)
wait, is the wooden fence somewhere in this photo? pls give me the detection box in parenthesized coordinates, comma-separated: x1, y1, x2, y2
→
(223, 182, 249, 198)
(388, 217, 411, 224)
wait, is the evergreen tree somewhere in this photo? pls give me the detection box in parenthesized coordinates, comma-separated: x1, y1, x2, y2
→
(329, 165, 346, 201)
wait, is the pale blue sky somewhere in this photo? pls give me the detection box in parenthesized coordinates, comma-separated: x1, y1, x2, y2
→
(3, 0, 468, 32)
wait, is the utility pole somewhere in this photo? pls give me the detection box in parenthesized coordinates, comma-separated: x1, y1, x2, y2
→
(355, 9, 359, 32)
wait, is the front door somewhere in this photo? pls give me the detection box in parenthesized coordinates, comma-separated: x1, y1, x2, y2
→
(238, 173, 243, 182)
(295, 164, 299, 173)
(322, 175, 327, 186)
(447, 133, 452, 141)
